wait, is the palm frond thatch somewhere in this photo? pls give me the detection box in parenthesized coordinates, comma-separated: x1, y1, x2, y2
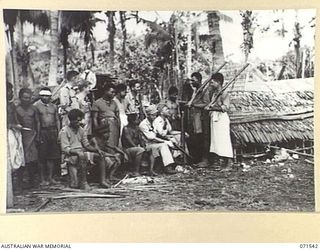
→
(229, 88, 314, 145)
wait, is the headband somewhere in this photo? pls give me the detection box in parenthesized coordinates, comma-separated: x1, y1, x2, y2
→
(39, 90, 52, 96)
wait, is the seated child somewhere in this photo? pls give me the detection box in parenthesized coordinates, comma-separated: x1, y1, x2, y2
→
(58, 109, 114, 189)
(122, 112, 154, 176)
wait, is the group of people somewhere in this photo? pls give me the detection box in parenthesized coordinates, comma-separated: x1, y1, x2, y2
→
(6, 67, 234, 196)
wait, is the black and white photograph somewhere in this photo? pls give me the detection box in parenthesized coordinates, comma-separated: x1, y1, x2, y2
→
(4, 9, 315, 213)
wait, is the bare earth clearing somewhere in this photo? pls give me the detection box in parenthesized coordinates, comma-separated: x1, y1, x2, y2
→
(10, 158, 314, 213)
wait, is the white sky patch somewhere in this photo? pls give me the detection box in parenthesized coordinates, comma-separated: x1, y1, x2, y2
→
(22, 9, 316, 63)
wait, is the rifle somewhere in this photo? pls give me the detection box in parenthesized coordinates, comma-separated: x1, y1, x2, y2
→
(172, 141, 193, 160)
(156, 133, 193, 160)
(205, 63, 250, 110)
(187, 62, 228, 106)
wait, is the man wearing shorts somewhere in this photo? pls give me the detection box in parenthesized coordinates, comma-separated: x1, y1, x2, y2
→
(34, 87, 60, 185)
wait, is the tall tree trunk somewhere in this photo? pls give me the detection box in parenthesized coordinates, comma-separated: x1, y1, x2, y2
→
(16, 11, 26, 86)
(240, 11, 254, 63)
(207, 11, 225, 71)
(63, 44, 67, 77)
(294, 22, 301, 78)
(8, 30, 19, 96)
(48, 10, 59, 86)
(107, 11, 116, 71)
(33, 23, 36, 35)
(293, 11, 302, 79)
(119, 11, 127, 60)
(90, 42, 95, 64)
(186, 12, 192, 77)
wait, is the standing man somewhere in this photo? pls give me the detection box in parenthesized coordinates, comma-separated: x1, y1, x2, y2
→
(92, 83, 120, 149)
(207, 73, 233, 169)
(139, 105, 177, 174)
(185, 72, 204, 164)
(16, 88, 40, 189)
(59, 70, 80, 127)
(34, 87, 60, 185)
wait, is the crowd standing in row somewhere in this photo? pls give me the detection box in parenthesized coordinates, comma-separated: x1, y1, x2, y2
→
(7, 67, 233, 195)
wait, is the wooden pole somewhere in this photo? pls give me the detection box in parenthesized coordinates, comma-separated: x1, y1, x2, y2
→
(180, 106, 187, 166)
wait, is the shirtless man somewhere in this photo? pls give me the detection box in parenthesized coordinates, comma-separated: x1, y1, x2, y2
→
(34, 87, 60, 185)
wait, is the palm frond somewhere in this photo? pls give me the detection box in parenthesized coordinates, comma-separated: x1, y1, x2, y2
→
(3, 9, 18, 31)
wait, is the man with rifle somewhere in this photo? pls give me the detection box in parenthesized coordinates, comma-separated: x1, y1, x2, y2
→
(186, 72, 214, 168)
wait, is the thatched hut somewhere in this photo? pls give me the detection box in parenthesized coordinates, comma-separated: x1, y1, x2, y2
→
(228, 78, 314, 158)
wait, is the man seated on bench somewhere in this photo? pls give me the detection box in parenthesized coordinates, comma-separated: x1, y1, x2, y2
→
(59, 109, 116, 189)
(90, 124, 127, 184)
(139, 105, 177, 175)
(122, 111, 153, 176)
(153, 103, 189, 160)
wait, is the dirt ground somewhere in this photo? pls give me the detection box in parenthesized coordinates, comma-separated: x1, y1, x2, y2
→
(8, 158, 314, 213)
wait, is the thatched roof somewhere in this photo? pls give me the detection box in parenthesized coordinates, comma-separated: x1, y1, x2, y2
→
(229, 78, 314, 146)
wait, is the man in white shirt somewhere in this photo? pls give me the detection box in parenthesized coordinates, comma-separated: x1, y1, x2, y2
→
(153, 103, 189, 159)
(59, 70, 80, 126)
(80, 62, 96, 90)
(139, 105, 176, 174)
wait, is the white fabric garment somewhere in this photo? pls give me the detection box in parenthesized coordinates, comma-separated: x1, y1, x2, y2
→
(80, 70, 97, 90)
(114, 97, 128, 134)
(7, 128, 25, 170)
(209, 111, 233, 158)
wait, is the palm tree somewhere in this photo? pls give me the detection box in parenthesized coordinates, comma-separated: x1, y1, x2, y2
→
(4, 10, 50, 90)
(48, 11, 59, 86)
(106, 11, 116, 70)
(60, 11, 99, 76)
(3, 10, 19, 93)
(207, 11, 232, 70)
(119, 11, 127, 60)
(240, 10, 256, 62)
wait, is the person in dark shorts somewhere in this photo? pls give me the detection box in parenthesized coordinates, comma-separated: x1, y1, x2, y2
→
(34, 87, 60, 185)
(122, 112, 150, 176)
(91, 124, 126, 183)
(59, 109, 116, 189)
